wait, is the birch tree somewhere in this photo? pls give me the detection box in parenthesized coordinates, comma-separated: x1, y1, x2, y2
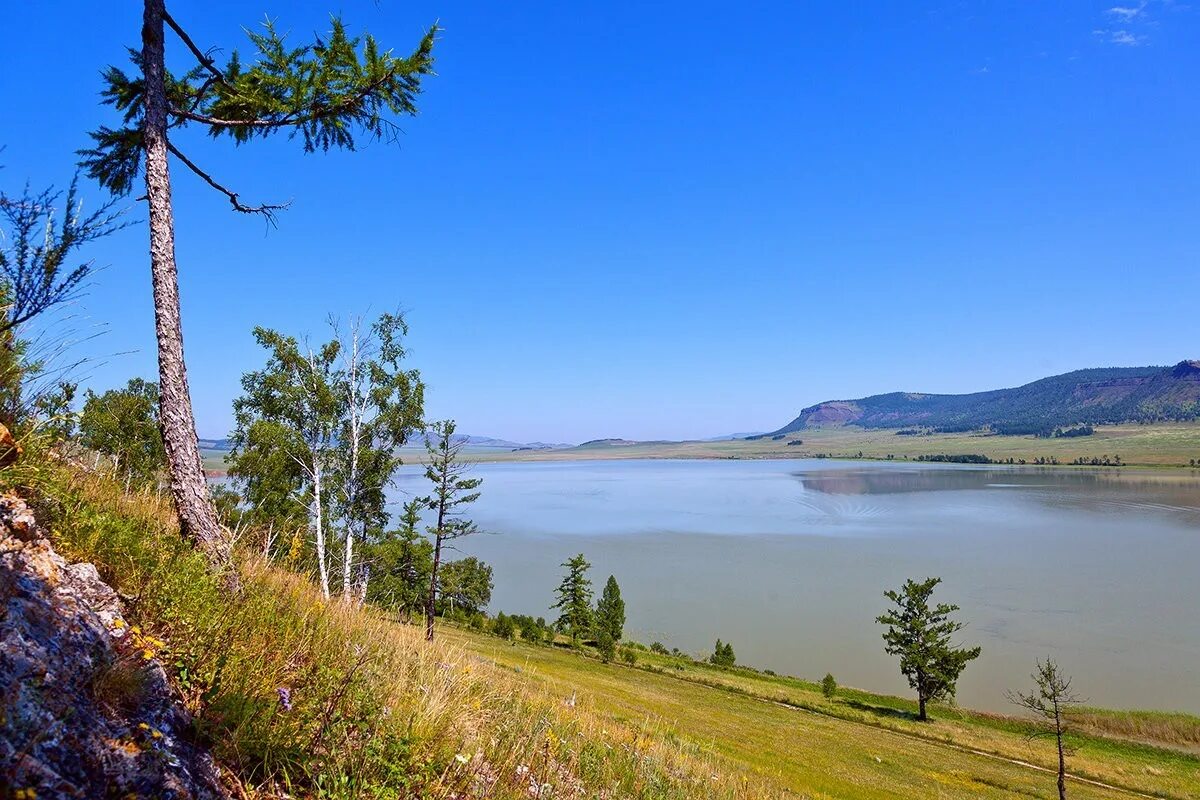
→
(231, 328, 340, 597)
(420, 420, 482, 641)
(333, 314, 423, 600)
(80, 2, 436, 563)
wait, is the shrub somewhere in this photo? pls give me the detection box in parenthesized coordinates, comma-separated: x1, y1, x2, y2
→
(821, 673, 838, 699)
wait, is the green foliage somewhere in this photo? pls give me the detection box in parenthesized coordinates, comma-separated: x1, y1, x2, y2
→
(551, 553, 593, 642)
(32, 381, 78, 442)
(227, 417, 308, 535)
(81, 15, 437, 197)
(78, 378, 166, 486)
(650, 642, 669, 655)
(594, 574, 625, 662)
(421, 420, 482, 542)
(209, 484, 245, 529)
(365, 499, 432, 618)
(493, 612, 516, 641)
(229, 326, 340, 543)
(710, 639, 736, 668)
(821, 673, 838, 699)
(334, 313, 424, 585)
(437, 557, 493, 616)
(876, 577, 981, 721)
(0, 177, 126, 333)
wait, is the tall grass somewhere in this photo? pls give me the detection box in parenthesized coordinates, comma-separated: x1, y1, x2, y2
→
(20, 462, 774, 799)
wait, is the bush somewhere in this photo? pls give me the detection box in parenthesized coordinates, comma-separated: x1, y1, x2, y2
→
(621, 648, 638, 665)
(650, 641, 669, 655)
(493, 612, 516, 640)
(822, 673, 838, 699)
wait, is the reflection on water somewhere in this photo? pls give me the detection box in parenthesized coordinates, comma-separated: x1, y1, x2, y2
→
(390, 459, 1200, 713)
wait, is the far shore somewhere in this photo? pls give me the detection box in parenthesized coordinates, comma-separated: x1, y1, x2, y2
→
(202, 421, 1200, 475)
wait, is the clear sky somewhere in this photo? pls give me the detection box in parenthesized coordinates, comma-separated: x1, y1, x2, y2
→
(2, 1, 1198, 443)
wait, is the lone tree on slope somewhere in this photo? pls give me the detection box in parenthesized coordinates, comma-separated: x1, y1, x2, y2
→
(421, 420, 482, 641)
(80, 1, 436, 565)
(594, 574, 626, 662)
(552, 554, 594, 644)
(876, 576, 980, 721)
(1008, 658, 1084, 800)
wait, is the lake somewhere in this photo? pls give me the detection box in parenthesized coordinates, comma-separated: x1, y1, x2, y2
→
(391, 458, 1200, 714)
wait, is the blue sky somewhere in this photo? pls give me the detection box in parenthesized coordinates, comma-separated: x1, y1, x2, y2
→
(2, 1, 1198, 442)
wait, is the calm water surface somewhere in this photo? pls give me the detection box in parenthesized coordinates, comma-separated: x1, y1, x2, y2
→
(392, 459, 1200, 713)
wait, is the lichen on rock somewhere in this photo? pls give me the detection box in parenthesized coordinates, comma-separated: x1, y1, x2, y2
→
(0, 494, 226, 799)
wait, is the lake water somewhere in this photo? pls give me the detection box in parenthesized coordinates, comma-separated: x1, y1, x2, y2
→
(391, 458, 1200, 714)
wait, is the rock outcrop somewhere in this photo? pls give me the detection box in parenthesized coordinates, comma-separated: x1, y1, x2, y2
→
(0, 494, 226, 799)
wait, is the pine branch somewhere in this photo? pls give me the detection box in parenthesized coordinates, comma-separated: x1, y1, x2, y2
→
(166, 142, 290, 221)
(163, 11, 231, 88)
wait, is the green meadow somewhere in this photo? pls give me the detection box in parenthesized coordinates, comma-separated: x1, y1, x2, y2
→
(446, 627, 1200, 799)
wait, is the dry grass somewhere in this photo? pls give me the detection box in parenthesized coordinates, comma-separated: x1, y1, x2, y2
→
(1068, 708, 1200, 752)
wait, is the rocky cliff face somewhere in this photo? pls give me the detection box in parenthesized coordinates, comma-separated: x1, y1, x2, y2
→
(0, 494, 226, 799)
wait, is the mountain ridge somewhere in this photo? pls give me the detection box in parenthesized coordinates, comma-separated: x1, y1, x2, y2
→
(771, 360, 1200, 436)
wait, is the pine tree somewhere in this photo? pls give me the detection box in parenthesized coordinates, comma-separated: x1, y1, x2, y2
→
(710, 639, 736, 668)
(421, 420, 482, 641)
(876, 577, 981, 721)
(551, 554, 593, 643)
(365, 499, 433, 620)
(80, 3, 436, 565)
(594, 575, 625, 662)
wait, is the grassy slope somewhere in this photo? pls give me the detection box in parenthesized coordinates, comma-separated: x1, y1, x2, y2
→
(446, 629, 1200, 800)
(21, 465, 772, 800)
(14, 460, 1200, 798)
(469, 422, 1200, 468)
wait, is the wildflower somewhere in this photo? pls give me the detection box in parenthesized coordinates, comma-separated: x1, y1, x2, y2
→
(14, 788, 37, 800)
(112, 618, 126, 629)
(454, 753, 470, 765)
(277, 686, 293, 712)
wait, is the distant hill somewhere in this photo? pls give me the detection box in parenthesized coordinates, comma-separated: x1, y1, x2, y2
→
(449, 434, 572, 450)
(772, 360, 1200, 436)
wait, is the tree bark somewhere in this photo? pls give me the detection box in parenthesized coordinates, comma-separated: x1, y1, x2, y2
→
(424, 485, 447, 641)
(312, 461, 330, 599)
(1055, 701, 1067, 800)
(918, 694, 927, 722)
(142, 0, 224, 562)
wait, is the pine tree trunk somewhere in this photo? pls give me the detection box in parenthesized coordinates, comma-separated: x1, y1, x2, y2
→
(141, 0, 223, 562)
(425, 534, 442, 641)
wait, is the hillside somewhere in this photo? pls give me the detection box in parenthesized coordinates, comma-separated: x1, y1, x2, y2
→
(9, 461, 1198, 799)
(773, 361, 1200, 435)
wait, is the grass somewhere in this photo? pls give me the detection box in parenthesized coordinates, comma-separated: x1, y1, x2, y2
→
(18, 463, 775, 799)
(444, 630, 1200, 799)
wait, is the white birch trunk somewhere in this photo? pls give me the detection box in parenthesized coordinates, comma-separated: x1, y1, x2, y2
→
(313, 459, 330, 599)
